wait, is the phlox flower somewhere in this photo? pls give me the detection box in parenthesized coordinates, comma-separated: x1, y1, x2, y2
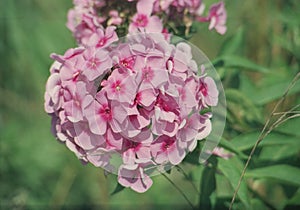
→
(197, 1, 227, 35)
(84, 91, 128, 135)
(86, 26, 118, 48)
(101, 69, 137, 104)
(122, 138, 152, 165)
(44, 72, 63, 114)
(198, 76, 219, 107)
(129, 0, 163, 33)
(73, 120, 105, 150)
(118, 164, 153, 193)
(207, 1, 227, 35)
(63, 81, 93, 123)
(82, 47, 112, 81)
(151, 135, 186, 165)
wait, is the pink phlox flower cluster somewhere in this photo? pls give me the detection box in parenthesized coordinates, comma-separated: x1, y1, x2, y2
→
(196, 1, 227, 35)
(45, 32, 219, 192)
(67, 0, 227, 45)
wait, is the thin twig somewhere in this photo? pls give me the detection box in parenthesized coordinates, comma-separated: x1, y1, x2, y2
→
(273, 104, 300, 116)
(229, 72, 300, 210)
(273, 111, 300, 115)
(160, 171, 197, 210)
(273, 113, 300, 129)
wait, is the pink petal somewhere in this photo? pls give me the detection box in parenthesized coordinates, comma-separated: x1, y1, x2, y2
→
(138, 88, 157, 107)
(137, 0, 155, 16)
(167, 143, 185, 165)
(146, 16, 163, 33)
(123, 149, 136, 165)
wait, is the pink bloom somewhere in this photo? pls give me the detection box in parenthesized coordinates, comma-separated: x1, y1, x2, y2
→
(177, 77, 198, 113)
(86, 26, 118, 48)
(122, 139, 151, 165)
(67, 8, 85, 33)
(177, 115, 201, 143)
(104, 127, 123, 150)
(134, 56, 168, 89)
(86, 147, 115, 170)
(169, 42, 195, 80)
(44, 72, 63, 113)
(207, 1, 227, 34)
(111, 43, 136, 72)
(64, 82, 94, 122)
(73, 120, 105, 150)
(101, 69, 137, 104)
(207, 147, 233, 160)
(84, 91, 127, 135)
(135, 85, 157, 108)
(82, 47, 112, 81)
(197, 1, 227, 35)
(152, 91, 181, 137)
(129, 0, 163, 33)
(74, 13, 103, 45)
(151, 135, 185, 165)
(177, 113, 212, 151)
(118, 164, 153, 193)
(198, 76, 219, 107)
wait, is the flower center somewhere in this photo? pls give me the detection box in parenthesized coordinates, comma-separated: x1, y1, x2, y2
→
(135, 14, 148, 27)
(96, 38, 107, 48)
(161, 138, 175, 152)
(88, 57, 101, 70)
(99, 105, 112, 121)
(200, 83, 208, 96)
(72, 71, 80, 82)
(142, 66, 154, 82)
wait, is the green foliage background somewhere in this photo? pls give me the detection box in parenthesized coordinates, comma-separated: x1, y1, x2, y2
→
(0, 0, 299, 209)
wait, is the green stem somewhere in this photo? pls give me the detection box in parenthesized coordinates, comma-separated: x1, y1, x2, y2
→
(175, 165, 199, 194)
(160, 172, 196, 210)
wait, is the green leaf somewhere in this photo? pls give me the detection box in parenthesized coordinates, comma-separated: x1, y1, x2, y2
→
(245, 165, 300, 187)
(275, 117, 300, 137)
(230, 132, 300, 151)
(259, 144, 300, 161)
(226, 89, 263, 130)
(212, 55, 269, 73)
(199, 166, 216, 210)
(110, 183, 125, 196)
(286, 189, 300, 205)
(219, 27, 244, 55)
(218, 158, 251, 208)
(249, 80, 300, 105)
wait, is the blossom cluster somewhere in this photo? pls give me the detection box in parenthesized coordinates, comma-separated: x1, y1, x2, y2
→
(44, 31, 219, 192)
(67, 0, 227, 45)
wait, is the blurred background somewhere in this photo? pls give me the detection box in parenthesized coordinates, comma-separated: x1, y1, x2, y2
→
(1, 0, 299, 209)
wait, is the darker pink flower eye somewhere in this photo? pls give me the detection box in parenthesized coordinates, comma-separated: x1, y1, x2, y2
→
(135, 14, 148, 27)
(72, 71, 80, 82)
(96, 38, 107, 48)
(87, 57, 101, 69)
(200, 83, 208, 96)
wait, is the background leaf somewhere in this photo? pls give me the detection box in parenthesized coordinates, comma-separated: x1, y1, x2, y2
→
(218, 158, 251, 209)
(246, 165, 300, 187)
(213, 55, 269, 73)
